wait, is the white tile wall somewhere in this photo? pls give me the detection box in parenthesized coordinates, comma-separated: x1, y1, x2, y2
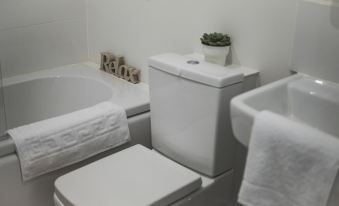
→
(87, 0, 299, 84)
(0, 0, 86, 31)
(0, 19, 87, 77)
(0, 62, 6, 135)
(0, 0, 88, 78)
(292, 0, 339, 83)
(3, 0, 336, 85)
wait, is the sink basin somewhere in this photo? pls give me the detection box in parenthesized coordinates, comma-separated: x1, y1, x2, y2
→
(231, 73, 339, 206)
(231, 73, 339, 146)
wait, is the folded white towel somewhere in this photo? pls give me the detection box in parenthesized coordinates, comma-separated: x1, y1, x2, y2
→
(8, 102, 130, 181)
(239, 111, 339, 206)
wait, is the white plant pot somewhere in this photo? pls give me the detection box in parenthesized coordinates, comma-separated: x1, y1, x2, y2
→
(202, 44, 230, 66)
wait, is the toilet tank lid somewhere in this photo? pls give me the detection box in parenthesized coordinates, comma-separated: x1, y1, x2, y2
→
(148, 53, 244, 88)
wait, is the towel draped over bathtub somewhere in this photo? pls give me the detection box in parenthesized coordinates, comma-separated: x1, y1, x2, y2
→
(8, 102, 130, 181)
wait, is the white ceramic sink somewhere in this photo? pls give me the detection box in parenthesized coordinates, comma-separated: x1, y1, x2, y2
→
(231, 73, 339, 146)
(231, 73, 339, 206)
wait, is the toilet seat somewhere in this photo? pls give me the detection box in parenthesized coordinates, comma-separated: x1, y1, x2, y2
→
(54, 145, 202, 206)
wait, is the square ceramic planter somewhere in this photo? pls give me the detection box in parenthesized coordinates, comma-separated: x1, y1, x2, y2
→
(202, 44, 230, 66)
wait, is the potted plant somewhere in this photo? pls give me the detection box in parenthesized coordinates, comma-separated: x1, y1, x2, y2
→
(200, 32, 231, 66)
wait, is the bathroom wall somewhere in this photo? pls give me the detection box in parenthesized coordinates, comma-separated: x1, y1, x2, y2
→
(293, 0, 339, 83)
(0, 62, 6, 135)
(0, 0, 88, 78)
(87, 0, 299, 84)
(0, 0, 335, 84)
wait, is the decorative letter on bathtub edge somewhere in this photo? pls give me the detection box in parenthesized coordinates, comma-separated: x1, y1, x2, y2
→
(100, 52, 141, 84)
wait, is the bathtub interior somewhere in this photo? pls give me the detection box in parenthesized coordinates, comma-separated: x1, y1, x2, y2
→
(1, 62, 150, 131)
(4, 76, 112, 129)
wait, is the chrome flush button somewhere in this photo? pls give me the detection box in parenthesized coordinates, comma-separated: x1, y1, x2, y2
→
(187, 60, 199, 65)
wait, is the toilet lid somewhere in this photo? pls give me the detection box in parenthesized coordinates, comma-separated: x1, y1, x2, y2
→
(55, 145, 202, 206)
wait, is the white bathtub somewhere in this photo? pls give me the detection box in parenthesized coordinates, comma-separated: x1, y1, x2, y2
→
(3, 62, 149, 128)
(0, 63, 151, 206)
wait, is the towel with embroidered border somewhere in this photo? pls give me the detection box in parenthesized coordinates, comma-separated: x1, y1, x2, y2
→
(8, 101, 130, 181)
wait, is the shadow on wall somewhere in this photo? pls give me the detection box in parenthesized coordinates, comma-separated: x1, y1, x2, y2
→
(331, 0, 339, 29)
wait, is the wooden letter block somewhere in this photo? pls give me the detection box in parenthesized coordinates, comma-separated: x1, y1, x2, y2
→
(118, 65, 129, 78)
(129, 68, 140, 84)
(100, 52, 115, 72)
(124, 67, 132, 82)
(112, 56, 125, 76)
(99, 51, 141, 84)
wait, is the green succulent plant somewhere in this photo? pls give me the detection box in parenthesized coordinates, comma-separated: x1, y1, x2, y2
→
(200, 32, 231, 47)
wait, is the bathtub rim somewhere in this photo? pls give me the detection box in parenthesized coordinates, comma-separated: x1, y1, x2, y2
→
(2, 62, 150, 117)
(0, 62, 150, 157)
(0, 111, 151, 158)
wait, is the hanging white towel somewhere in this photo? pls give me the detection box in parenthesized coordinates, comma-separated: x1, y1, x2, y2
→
(8, 102, 130, 181)
(239, 111, 339, 206)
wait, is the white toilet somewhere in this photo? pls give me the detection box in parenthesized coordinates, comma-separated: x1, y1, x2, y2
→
(54, 53, 258, 206)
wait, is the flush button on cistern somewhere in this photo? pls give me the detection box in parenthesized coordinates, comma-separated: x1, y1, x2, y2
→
(187, 60, 199, 65)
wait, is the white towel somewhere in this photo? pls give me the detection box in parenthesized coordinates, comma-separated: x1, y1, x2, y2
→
(8, 102, 130, 181)
(239, 111, 339, 206)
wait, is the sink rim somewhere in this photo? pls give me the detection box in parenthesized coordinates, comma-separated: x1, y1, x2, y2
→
(231, 74, 302, 146)
(231, 73, 339, 146)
